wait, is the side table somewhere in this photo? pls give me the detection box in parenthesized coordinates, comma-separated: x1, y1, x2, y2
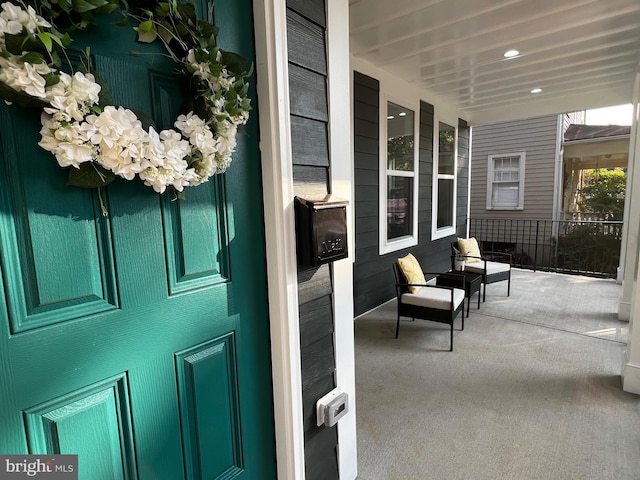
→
(436, 271, 482, 316)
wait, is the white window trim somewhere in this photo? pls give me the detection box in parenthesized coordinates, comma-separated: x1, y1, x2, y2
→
(486, 151, 526, 210)
(432, 116, 458, 240)
(379, 94, 420, 255)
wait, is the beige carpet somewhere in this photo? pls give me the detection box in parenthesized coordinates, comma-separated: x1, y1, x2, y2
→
(354, 269, 638, 479)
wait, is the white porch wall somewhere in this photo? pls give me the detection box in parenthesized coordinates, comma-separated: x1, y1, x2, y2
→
(622, 70, 640, 394)
(327, 1, 358, 478)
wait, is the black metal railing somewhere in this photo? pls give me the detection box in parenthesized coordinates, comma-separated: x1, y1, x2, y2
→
(469, 218, 623, 278)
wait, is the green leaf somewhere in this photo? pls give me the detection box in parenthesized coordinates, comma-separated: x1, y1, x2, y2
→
(157, 22, 174, 44)
(137, 20, 154, 32)
(51, 51, 62, 67)
(67, 163, 116, 188)
(61, 32, 72, 47)
(221, 51, 249, 75)
(4, 33, 27, 56)
(43, 72, 61, 87)
(156, 3, 170, 16)
(71, 0, 102, 13)
(36, 33, 53, 53)
(20, 51, 46, 64)
(135, 25, 158, 43)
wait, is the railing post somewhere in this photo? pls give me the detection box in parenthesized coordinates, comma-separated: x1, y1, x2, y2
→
(534, 220, 539, 272)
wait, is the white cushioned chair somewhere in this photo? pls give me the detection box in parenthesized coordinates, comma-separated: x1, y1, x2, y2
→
(393, 259, 465, 352)
(452, 238, 511, 302)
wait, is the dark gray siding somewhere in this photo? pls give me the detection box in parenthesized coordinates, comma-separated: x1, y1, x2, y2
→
(353, 72, 469, 316)
(286, 1, 339, 479)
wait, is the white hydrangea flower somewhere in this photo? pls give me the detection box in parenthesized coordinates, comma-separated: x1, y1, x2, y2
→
(0, 2, 50, 35)
(81, 106, 145, 180)
(38, 113, 95, 168)
(44, 72, 101, 122)
(0, 56, 51, 98)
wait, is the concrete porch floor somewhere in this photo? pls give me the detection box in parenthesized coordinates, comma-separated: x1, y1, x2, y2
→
(354, 269, 638, 479)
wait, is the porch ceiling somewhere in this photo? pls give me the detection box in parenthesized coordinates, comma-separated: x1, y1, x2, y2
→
(349, 0, 640, 125)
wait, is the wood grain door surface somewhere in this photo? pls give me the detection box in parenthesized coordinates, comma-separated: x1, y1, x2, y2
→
(0, 1, 276, 479)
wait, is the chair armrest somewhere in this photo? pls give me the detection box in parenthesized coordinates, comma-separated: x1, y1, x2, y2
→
(395, 282, 460, 292)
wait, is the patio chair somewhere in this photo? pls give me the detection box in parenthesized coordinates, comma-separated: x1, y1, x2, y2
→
(393, 254, 465, 351)
(451, 238, 512, 302)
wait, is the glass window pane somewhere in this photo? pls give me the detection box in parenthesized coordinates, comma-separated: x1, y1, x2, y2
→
(437, 178, 454, 228)
(493, 183, 519, 206)
(387, 176, 413, 239)
(438, 122, 455, 175)
(387, 102, 414, 171)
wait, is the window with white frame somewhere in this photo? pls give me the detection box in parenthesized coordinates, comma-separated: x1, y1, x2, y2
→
(380, 99, 418, 253)
(487, 152, 525, 209)
(432, 120, 457, 238)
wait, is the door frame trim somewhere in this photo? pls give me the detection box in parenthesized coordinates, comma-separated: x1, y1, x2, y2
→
(253, 2, 306, 479)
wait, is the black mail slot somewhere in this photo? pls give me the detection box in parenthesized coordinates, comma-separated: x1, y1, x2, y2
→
(295, 195, 348, 266)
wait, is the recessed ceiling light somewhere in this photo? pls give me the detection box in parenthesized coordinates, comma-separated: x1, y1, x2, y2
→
(530, 88, 542, 94)
(504, 49, 519, 58)
(398, 112, 407, 117)
(387, 115, 395, 120)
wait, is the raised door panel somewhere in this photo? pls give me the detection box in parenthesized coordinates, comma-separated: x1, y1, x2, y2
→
(0, 107, 118, 334)
(162, 180, 229, 295)
(24, 374, 136, 480)
(176, 334, 243, 479)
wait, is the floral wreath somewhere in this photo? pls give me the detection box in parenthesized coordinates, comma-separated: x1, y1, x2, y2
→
(0, 0, 252, 196)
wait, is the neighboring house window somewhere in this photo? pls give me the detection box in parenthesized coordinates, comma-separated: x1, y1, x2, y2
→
(487, 152, 525, 209)
(432, 120, 457, 238)
(380, 99, 418, 254)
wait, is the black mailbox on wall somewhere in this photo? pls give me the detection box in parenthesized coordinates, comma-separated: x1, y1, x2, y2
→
(295, 195, 349, 267)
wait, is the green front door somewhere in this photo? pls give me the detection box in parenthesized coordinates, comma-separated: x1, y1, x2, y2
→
(0, 1, 276, 478)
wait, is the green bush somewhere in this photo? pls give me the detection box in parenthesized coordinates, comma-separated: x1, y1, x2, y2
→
(555, 225, 621, 276)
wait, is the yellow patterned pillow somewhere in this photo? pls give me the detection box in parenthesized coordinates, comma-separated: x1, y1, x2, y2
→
(457, 237, 481, 263)
(397, 253, 426, 293)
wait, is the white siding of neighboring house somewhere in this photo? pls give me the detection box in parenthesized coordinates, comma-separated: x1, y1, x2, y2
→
(563, 110, 585, 132)
(470, 115, 560, 220)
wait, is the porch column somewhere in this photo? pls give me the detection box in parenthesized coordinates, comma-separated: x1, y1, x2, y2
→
(622, 71, 640, 394)
(619, 72, 640, 321)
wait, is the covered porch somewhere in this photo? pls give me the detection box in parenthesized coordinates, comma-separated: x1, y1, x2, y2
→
(355, 269, 635, 479)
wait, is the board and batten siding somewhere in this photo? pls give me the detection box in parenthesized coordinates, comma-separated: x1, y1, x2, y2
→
(470, 115, 560, 220)
(286, 1, 339, 479)
(353, 71, 470, 316)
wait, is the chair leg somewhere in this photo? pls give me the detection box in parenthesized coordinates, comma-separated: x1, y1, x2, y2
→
(507, 273, 511, 296)
(395, 313, 400, 338)
(482, 283, 486, 302)
(449, 322, 453, 352)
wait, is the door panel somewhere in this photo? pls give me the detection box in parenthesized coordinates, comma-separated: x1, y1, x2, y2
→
(0, 1, 275, 478)
(176, 335, 243, 479)
(24, 374, 137, 480)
